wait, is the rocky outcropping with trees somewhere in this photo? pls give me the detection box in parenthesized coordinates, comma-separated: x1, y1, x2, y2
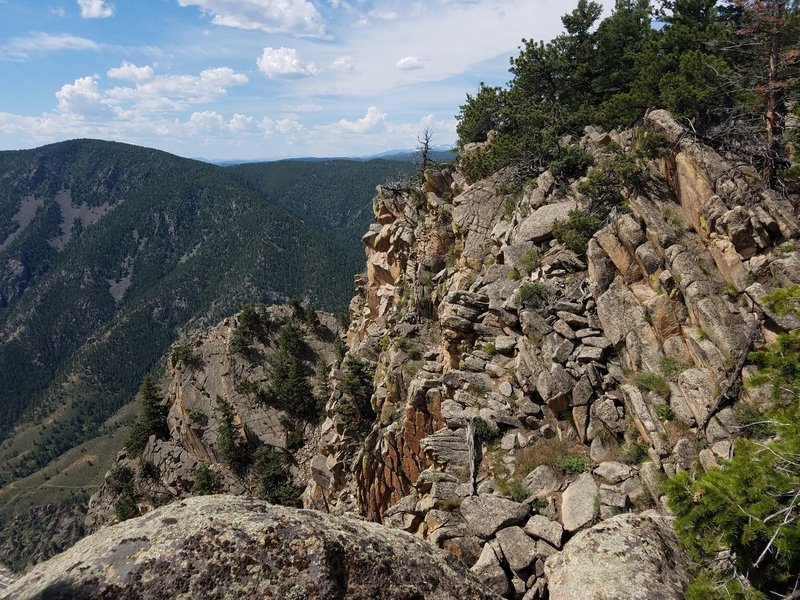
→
(7, 1, 799, 599)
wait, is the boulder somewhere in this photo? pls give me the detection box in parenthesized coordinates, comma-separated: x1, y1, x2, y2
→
(513, 201, 578, 244)
(471, 541, 509, 596)
(545, 512, 690, 600)
(560, 473, 599, 532)
(6, 496, 498, 600)
(495, 526, 538, 572)
(460, 495, 529, 539)
(524, 515, 563, 549)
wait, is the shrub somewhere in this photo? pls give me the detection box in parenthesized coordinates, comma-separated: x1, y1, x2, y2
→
(125, 376, 168, 457)
(561, 457, 591, 475)
(732, 403, 775, 440)
(658, 356, 683, 382)
(514, 282, 553, 309)
(336, 356, 376, 435)
(552, 210, 601, 255)
(621, 439, 649, 465)
(497, 478, 529, 503)
(191, 465, 222, 495)
(517, 248, 542, 275)
(213, 395, 249, 467)
(473, 417, 502, 445)
(252, 445, 301, 507)
(633, 371, 670, 394)
(549, 145, 594, 180)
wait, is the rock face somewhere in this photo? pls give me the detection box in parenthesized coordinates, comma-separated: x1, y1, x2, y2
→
(67, 110, 800, 599)
(6, 496, 498, 600)
(87, 304, 339, 530)
(545, 512, 691, 600)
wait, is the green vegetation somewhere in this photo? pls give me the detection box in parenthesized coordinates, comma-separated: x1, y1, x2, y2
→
(474, 417, 502, 445)
(514, 282, 553, 309)
(213, 396, 248, 467)
(107, 466, 139, 522)
(0, 139, 370, 489)
(456, 0, 799, 187)
(263, 323, 317, 420)
(666, 286, 800, 598)
(517, 248, 542, 276)
(633, 371, 671, 394)
(125, 376, 168, 457)
(560, 456, 592, 475)
(336, 356, 376, 436)
(252, 445, 301, 507)
(552, 211, 602, 255)
(620, 439, 649, 465)
(191, 465, 222, 495)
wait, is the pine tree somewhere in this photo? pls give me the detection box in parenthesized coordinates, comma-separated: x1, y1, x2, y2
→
(125, 375, 168, 456)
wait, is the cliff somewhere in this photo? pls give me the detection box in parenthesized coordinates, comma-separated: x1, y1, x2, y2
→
(12, 110, 799, 599)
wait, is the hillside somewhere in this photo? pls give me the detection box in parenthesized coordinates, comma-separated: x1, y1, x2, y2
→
(0, 141, 407, 544)
(228, 158, 416, 244)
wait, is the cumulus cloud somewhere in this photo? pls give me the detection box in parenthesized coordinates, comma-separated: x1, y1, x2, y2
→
(0, 32, 99, 60)
(395, 55, 423, 70)
(106, 67, 249, 112)
(257, 47, 318, 78)
(260, 116, 305, 136)
(77, 0, 114, 18)
(55, 76, 111, 116)
(325, 106, 386, 134)
(177, 0, 325, 37)
(330, 56, 355, 72)
(107, 62, 155, 82)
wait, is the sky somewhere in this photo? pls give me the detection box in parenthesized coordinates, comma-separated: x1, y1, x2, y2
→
(0, 0, 613, 161)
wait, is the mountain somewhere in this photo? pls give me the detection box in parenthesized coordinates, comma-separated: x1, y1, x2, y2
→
(227, 158, 416, 244)
(0, 139, 400, 496)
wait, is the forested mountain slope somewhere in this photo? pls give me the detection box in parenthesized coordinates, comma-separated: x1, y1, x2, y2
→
(0, 140, 382, 491)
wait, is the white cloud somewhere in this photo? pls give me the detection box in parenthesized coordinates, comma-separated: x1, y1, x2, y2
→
(107, 62, 155, 82)
(77, 0, 114, 18)
(177, 0, 325, 37)
(0, 32, 99, 60)
(368, 10, 397, 20)
(325, 106, 386, 134)
(260, 116, 305, 136)
(55, 76, 111, 116)
(106, 67, 249, 112)
(330, 56, 355, 72)
(51, 6, 66, 17)
(396, 55, 423, 71)
(257, 47, 318, 78)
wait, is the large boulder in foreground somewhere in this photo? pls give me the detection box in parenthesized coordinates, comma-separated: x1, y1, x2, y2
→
(545, 512, 690, 600)
(5, 496, 498, 600)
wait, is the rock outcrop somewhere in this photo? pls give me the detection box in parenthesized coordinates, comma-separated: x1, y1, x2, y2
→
(68, 110, 798, 599)
(302, 110, 797, 598)
(5, 495, 498, 600)
(87, 304, 339, 529)
(545, 512, 690, 600)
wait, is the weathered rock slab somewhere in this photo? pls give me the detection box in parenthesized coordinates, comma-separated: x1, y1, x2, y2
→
(6, 496, 499, 600)
(545, 512, 690, 600)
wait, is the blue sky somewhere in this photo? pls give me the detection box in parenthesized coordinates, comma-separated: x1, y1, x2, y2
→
(0, 0, 613, 160)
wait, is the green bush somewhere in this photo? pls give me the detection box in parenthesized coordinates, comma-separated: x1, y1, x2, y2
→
(125, 376, 169, 457)
(561, 457, 591, 475)
(549, 145, 594, 180)
(552, 210, 601, 255)
(517, 248, 542, 275)
(514, 282, 553, 309)
(621, 440, 649, 465)
(732, 403, 775, 439)
(473, 417, 501, 445)
(191, 465, 222, 495)
(252, 445, 301, 507)
(633, 371, 671, 394)
(336, 356, 376, 435)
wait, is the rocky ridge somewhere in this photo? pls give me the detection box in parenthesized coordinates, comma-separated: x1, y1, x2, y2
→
(87, 304, 339, 529)
(305, 110, 797, 597)
(14, 110, 799, 599)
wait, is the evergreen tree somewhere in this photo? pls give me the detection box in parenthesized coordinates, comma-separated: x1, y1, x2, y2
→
(125, 375, 168, 456)
(213, 395, 248, 466)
